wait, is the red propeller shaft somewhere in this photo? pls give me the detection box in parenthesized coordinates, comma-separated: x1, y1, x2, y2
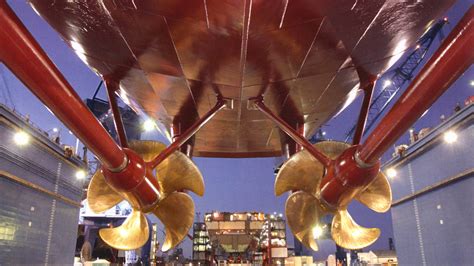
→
(0, 2, 161, 209)
(358, 6, 474, 164)
(320, 7, 474, 207)
(0, 1, 124, 170)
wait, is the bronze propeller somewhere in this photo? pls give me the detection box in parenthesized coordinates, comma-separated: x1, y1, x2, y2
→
(275, 141, 391, 250)
(87, 140, 204, 251)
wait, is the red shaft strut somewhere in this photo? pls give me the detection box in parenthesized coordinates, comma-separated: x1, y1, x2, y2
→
(358, 7, 474, 164)
(253, 98, 331, 167)
(0, 2, 125, 170)
(149, 98, 226, 168)
(352, 80, 376, 145)
(105, 80, 129, 148)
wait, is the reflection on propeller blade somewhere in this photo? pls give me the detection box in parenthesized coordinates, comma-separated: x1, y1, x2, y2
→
(275, 141, 349, 196)
(129, 140, 166, 162)
(275, 150, 323, 196)
(356, 172, 392, 213)
(298, 229, 320, 251)
(286, 191, 325, 251)
(99, 210, 149, 250)
(153, 192, 194, 251)
(156, 152, 205, 196)
(87, 170, 123, 213)
(331, 210, 380, 249)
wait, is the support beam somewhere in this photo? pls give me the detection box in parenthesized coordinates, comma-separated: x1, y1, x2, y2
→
(352, 80, 376, 145)
(252, 97, 331, 167)
(358, 6, 474, 164)
(149, 98, 227, 168)
(105, 79, 128, 148)
(0, 1, 125, 170)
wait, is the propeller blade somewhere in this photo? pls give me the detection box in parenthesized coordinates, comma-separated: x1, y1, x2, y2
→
(314, 141, 350, 159)
(356, 172, 392, 213)
(331, 209, 380, 250)
(275, 141, 349, 196)
(156, 151, 205, 196)
(297, 228, 320, 251)
(99, 209, 149, 250)
(152, 192, 194, 251)
(129, 140, 166, 162)
(87, 170, 123, 213)
(275, 150, 323, 196)
(285, 191, 326, 251)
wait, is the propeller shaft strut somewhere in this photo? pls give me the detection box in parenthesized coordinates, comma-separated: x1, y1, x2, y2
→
(252, 97, 331, 167)
(149, 97, 227, 169)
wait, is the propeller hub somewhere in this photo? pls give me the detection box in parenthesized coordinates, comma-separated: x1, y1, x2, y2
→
(319, 146, 380, 208)
(102, 148, 162, 210)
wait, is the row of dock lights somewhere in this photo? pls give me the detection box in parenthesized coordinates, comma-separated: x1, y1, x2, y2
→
(387, 129, 459, 179)
(75, 170, 87, 180)
(443, 130, 458, 144)
(13, 130, 87, 180)
(13, 131, 30, 146)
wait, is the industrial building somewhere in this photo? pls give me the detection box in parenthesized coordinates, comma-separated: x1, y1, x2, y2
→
(384, 103, 473, 265)
(0, 104, 86, 265)
(191, 212, 288, 265)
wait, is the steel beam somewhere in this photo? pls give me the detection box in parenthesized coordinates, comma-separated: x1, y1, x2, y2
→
(149, 98, 226, 168)
(358, 6, 474, 164)
(0, 1, 125, 170)
(253, 97, 331, 167)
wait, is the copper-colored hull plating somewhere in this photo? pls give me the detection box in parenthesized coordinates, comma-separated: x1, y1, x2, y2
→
(28, 0, 455, 157)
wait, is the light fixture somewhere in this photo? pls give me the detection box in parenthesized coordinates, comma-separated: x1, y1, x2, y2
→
(443, 130, 457, 144)
(470, 80, 474, 87)
(383, 79, 392, 88)
(53, 128, 58, 132)
(142, 119, 156, 132)
(386, 168, 397, 179)
(312, 225, 323, 239)
(14, 131, 30, 146)
(75, 170, 86, 180)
